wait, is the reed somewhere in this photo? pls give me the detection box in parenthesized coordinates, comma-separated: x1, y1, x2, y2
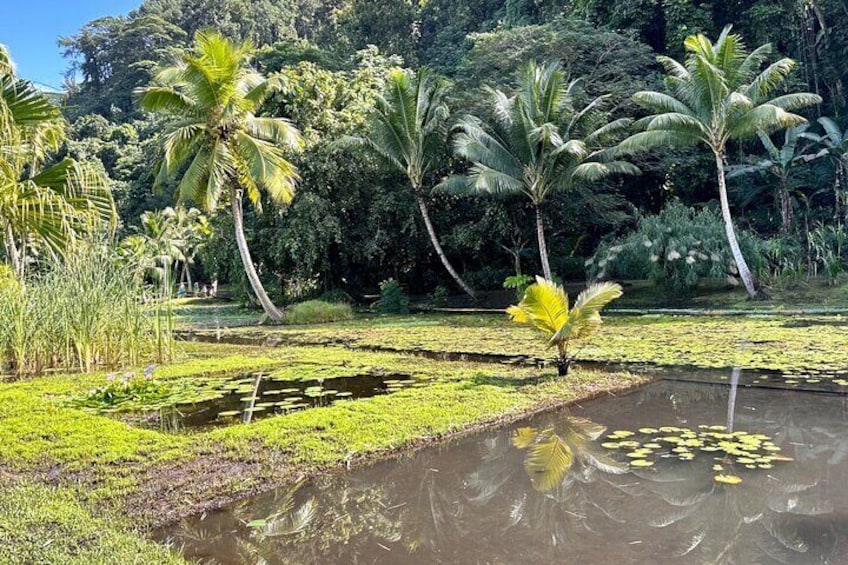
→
(0, 243, 174, 378)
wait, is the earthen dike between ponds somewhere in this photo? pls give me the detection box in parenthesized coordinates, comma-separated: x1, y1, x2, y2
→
(176, 329, 848, 396)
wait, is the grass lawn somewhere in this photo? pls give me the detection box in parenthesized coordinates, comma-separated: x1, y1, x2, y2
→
(0, 340, 645, 563)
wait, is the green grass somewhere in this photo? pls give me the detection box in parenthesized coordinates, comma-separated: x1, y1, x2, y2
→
(0, 484, 186, 565)
(201, 312, 848, 373)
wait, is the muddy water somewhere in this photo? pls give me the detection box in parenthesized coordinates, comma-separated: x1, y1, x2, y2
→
(157, 380, 848, 564)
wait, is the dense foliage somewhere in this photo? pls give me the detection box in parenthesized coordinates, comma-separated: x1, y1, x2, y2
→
(39, 0, 848, 299)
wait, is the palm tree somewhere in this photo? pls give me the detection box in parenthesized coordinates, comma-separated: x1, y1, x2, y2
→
(359, 68, 476, 300)
(445, 61, 638, 281)
(618, 26, 822, 298)
(1, 45, 114, 278)
(137, 31, 303, 321)
(166, 205, 210, 288)
(727, 126, 819, 234)
(800, 117, 848, 226)
(121, 209, 181, 284)
(507, 277, 622, 376)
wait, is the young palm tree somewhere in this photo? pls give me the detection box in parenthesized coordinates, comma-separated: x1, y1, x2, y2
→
(137, 31, 303, 321)
(618, 26, 822, 298)
(360, 68, 477, 300)
(800, 117, 848, 225)
(508, 277, 622, 376)
(167, 206, 210, 288)
(727, 126, 819, 234)
(1, 45, 114, 277)
(446, 61, 638, 281)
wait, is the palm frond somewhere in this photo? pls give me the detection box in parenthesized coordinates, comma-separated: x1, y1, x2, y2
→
(508, 276, 569, 338)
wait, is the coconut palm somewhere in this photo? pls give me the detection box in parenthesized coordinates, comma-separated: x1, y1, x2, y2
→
(508, 277, 622, 376)
(618, 26, 822, 298)
(0, 46, 114, 278)
(800, 117, 848, 225)
(445, 61, 639, 281)
(727, 125, 819, 234)
(359, 68, 476, 299)
(137, 30, 303, 321)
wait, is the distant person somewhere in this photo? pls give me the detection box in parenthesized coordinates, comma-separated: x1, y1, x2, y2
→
(177, 282, 187, 298)
(201, 284, 209, 298)
(193, 282, 200, 297)
(210, 280, 218, 298)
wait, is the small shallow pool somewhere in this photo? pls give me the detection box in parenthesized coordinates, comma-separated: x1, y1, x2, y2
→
(157, 377, 848, 564)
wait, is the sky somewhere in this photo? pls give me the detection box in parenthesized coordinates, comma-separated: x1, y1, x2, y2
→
(0, 0, 141, 89)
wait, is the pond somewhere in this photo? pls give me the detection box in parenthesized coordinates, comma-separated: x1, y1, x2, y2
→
(156, 378, 848, 564)
(127, 371, 426, 432)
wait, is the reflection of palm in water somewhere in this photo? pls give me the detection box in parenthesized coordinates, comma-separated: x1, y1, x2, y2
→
(164, 383, 848, 564)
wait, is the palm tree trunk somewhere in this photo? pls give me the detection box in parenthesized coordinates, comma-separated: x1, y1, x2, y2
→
(4, 222, 21, 278)
(230, 187, 283, 321)
(535, 204, 553, 281)
(415, 194, 477, 300)
(182, 261, 192, 288)
(778, 184, 793, 235)
(715, 152, 760, 299)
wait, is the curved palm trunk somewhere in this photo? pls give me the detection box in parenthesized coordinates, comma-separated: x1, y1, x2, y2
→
(715, 153, 759, 299)
(4, 222, 22, 278)
(231, 187, 283, 321)
(535, 204, 553, 281)
(415, 194, 477, 300)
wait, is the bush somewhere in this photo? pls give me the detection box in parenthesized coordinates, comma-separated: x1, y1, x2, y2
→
(282, 300, 353, 324)
(431, 285, 449, 307)
(377, 279, 409, 314)
(587, 201, 767, 292)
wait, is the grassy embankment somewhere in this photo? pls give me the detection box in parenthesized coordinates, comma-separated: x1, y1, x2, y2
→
(0, 339, 644, 563)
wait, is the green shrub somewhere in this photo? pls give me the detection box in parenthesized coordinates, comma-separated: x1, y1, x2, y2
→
(377, 279, 409, 314)
(282, 300, 353, 324)
(503, 274, 534, 300)
(587, 201, 767, 291)
(431, 285, 449, 307)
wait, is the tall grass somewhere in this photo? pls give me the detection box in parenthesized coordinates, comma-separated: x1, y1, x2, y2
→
(0, 243, 173, 377)
(282, 300, 354, 325)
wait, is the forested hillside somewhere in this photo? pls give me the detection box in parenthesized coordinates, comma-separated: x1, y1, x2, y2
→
(55, 0, 848, 300)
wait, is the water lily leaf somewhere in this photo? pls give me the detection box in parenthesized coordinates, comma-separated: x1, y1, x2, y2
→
(714, 474, 743, 485)
(630, 459, 654, 468)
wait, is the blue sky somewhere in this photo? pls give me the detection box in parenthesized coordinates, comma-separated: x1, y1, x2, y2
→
(1, 0, 141, 88)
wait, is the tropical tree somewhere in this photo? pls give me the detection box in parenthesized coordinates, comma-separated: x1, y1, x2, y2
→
(1, 45, 115, 278)
(507, 277, 622, 376)
(359, 68, 476, 299)
(166, 205, 210, 287)
(727, 125, 819, 234)
(618, 26, 822, 298)
(137, 30, 303, 321)
(800, 117, 848, 226)
(120, 209, 181, 284)
(446, 61, 638, 281)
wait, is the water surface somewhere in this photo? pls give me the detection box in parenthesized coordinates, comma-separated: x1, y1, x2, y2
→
(159, 379, 848, 564)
